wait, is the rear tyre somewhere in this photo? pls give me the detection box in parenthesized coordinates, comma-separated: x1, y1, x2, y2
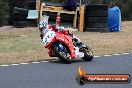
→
(81, 47, 93, 61)
(13, 7, 28, 16)
(53, 46, 72, 64)
(13, 21, 26, 28)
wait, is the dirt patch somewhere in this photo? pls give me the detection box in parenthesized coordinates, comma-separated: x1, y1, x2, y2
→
(0, 21, 132, 64)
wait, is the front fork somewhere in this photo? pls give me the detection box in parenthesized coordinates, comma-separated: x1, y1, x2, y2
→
(74, 42, 88, 58)
(74, 47, 84, 58)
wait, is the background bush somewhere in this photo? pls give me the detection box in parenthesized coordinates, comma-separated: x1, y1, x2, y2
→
(0, 0, 132, 26)
(88, 0, 132, 20)
(0, 0, 9, 26)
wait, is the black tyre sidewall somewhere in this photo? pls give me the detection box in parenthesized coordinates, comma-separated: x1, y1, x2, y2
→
(53, 47, 72, 64)
(82, 48, 93, 61)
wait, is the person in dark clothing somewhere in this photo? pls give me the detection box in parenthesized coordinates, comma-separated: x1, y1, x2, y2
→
(62, 0, 77, 11)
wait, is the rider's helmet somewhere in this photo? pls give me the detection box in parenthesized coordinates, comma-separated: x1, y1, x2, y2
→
(38, 20, 48, 31)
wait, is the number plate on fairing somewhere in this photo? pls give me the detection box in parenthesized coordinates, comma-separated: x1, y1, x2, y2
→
(43, 31, 56, 46)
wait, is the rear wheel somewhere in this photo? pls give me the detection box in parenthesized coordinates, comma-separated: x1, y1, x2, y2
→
(81, 47, 93, 61)
(13, 21, 27, 28)
(53, 45, 72, 64)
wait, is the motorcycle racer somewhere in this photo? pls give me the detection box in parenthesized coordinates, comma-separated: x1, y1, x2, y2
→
(38, 18, 93, 63)
(38, 19, 83, 46)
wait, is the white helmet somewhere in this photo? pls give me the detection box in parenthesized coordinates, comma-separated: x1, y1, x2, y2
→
(38, 20, 48, 29)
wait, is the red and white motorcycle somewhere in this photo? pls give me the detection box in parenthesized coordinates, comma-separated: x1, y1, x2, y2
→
(38, 18, 93, 64)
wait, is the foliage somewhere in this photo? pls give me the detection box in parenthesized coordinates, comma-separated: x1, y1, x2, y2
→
(0, 0, 132, 26)
(0, 0, 9, 26)
(87, 0, 132, 20)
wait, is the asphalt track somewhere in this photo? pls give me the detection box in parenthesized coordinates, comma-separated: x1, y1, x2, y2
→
(0, 54, 132, 88)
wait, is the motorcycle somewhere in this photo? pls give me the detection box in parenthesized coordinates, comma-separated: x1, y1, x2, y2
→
(42, 26, 93, 64)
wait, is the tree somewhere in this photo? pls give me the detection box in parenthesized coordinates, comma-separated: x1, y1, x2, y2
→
(1, 0, 132, 26)
(0, 0, 9, 26)
(119, 0, 132, 20)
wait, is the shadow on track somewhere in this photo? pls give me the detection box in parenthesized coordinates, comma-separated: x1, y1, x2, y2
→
(47, 58, 95, 64)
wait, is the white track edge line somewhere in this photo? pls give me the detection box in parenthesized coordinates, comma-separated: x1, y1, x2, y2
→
(11, 64, 19, 66)
(113, 54, 121, 56)
(0, 52, 132, 67)
(32, 62, 41, 64)
(122, 53, 130, 55)
(94, 56, 101, 58)
(20, 63, 29, 65)
(104, 55, 112, 57)
(1, 65, 10, 67)
(42, 61, 49, 63)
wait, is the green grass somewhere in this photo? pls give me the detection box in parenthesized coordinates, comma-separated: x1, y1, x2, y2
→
(0, 31, 40, 53)
(0, 22, 132, 65)
(0, 27, 50, 64)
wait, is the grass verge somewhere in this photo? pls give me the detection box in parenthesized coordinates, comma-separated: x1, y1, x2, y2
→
(0, 21, 132, 64)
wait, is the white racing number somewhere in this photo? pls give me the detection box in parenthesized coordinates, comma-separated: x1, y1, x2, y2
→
(43, 30, 56, 46)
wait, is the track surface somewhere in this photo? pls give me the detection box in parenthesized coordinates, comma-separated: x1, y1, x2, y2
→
(0, 54, 132, 88)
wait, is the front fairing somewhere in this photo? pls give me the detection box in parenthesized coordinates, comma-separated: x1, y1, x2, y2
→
(55, 33, 76, 59)
(42, 30, 56, 46)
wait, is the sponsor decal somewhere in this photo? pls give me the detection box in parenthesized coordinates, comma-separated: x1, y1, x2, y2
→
(76, 67, 131, 85)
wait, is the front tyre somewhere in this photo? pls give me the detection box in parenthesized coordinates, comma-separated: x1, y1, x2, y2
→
(81, 47, 93, 61)
(53, 47, 72, 64)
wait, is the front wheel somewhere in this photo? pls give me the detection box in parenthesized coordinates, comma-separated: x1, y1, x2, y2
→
(53, 46, 72, 64)
(81, 47, 93, 61)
